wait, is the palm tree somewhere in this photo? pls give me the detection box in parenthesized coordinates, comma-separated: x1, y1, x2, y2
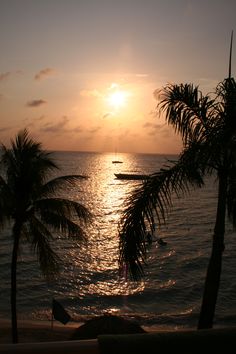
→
(0, 129, 92, 343)
(119, 36, 236, 329)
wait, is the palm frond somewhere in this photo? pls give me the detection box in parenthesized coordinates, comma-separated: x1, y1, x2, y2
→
(24, 217, 61, 279)
(10, 129, 58, 173)
(35, 197, 92, 222)
(1, 130, 59, 206)
(1, 129, 93, 290)
(216, 78, 236, 140)
(39, 175, 88, 198)
(40, 210, 87, 241)
(157, 83, 215, 145)
(119, 153, 204, 280)
(33, 197, 92, 243)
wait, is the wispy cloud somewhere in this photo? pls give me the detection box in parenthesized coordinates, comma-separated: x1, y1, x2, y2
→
(102, 112, 113, 119)
(88, 126, 101, 134)
(143, 122, 163, 129)
(34, 68, 55, 81)
(73, 126, 83, 133)
(0, 70, 22, 82)
(0, 72, 11, 82)
(23, 115, 46, 123)
(153, 88, 162, 101)
(143, 122, 168, 137)
(80, 89, 102, 98)
(26, 99, 47, 107)
(135, 73, 149, 78)
(0, 126, 10, 132)
(41, 116, 69, 133)
(35, 115, 46, 121)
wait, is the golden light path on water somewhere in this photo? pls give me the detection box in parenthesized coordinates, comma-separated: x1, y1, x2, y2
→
(56, 152, 147, 306)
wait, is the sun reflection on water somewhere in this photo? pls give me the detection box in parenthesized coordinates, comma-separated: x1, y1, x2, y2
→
(56, 152, 149, 300)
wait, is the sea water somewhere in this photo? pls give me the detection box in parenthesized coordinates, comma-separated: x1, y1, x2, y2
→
(0, 151, 236, 330)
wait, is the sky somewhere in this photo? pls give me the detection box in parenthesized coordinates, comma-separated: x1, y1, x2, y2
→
(0, 0, 236, 154)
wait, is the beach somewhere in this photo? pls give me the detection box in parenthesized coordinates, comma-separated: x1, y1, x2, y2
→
(1, 320, 236, 354)
(0, 319, 80, 343)
(0, 318, 174, 344)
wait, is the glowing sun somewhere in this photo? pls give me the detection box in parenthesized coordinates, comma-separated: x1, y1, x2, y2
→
(107, 90, 127, 109)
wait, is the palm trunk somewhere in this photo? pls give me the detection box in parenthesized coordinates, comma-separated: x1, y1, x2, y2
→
(198, 171, 227, 329)
(11, 222, 21, 343)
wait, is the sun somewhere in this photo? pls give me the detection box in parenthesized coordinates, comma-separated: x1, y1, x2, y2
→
(107, 90, 127, 109)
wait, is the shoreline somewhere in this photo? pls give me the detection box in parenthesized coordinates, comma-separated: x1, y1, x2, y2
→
(0, 318, 180, 344)
(1, 318, 236, 345)
(0, 319, 81, 343)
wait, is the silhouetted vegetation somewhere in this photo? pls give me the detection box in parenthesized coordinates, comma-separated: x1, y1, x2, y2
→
(0, 129, 92, 343)
(119, 40, 236, 329)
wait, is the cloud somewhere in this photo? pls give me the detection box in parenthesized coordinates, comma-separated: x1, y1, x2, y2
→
(0, 72, 11, 82)
(41, 116, 69, 133)
(135, 73, 149, 78)
(35, 115, 46, 121)
(23, 115, 46, 123)
(102, 112, 113, 119)
(0, 70, 22, 82)
(80, 89, 102, 98)
(143, 122, 164, 129)
(0, 126, 10, 132)
(143, 122, 168, 137)
(88, 126, 102, 134)
(34, 68, 55, 81)
(26, 99, 47, 107)
(153, 88, 162, 101)
(73, 126, 83, 133)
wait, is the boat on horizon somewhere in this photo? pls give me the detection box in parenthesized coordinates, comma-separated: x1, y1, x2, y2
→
(112, 160, 123, 164)
(114, 173, 149, 180)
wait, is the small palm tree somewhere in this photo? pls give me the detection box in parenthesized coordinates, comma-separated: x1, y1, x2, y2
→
(0, 129, 92, 343)
(119, 36, 236, 329)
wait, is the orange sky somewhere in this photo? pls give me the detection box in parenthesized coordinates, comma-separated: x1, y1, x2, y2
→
(0, 1, 235, 154)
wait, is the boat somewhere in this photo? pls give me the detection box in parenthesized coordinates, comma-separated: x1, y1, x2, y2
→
(112, 160, 123, 164)
(112, 148, 123, 164)
(114, 173, 149, 180)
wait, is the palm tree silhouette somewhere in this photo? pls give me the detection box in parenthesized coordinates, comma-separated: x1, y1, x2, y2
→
(0, 129, 92, 343)
(119, 32, 236, 329)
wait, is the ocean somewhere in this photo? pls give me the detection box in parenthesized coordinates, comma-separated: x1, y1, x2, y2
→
(0, 151, 236, 330)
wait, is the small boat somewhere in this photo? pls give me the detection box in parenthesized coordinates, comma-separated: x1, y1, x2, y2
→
(112, 160, 123, 164)
(114, 173, 149, 180)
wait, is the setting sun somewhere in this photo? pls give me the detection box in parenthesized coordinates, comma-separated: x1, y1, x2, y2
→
(107, 90, 128, 109)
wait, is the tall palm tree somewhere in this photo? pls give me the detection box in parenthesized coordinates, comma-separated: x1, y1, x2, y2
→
(119, 36, 236, 329)
(0, 129, 92, 343)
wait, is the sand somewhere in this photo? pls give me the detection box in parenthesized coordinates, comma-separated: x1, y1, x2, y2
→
(0, 319, 80, 343)
(1, 320, 235, 354)
(0, 319, 172, 344)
